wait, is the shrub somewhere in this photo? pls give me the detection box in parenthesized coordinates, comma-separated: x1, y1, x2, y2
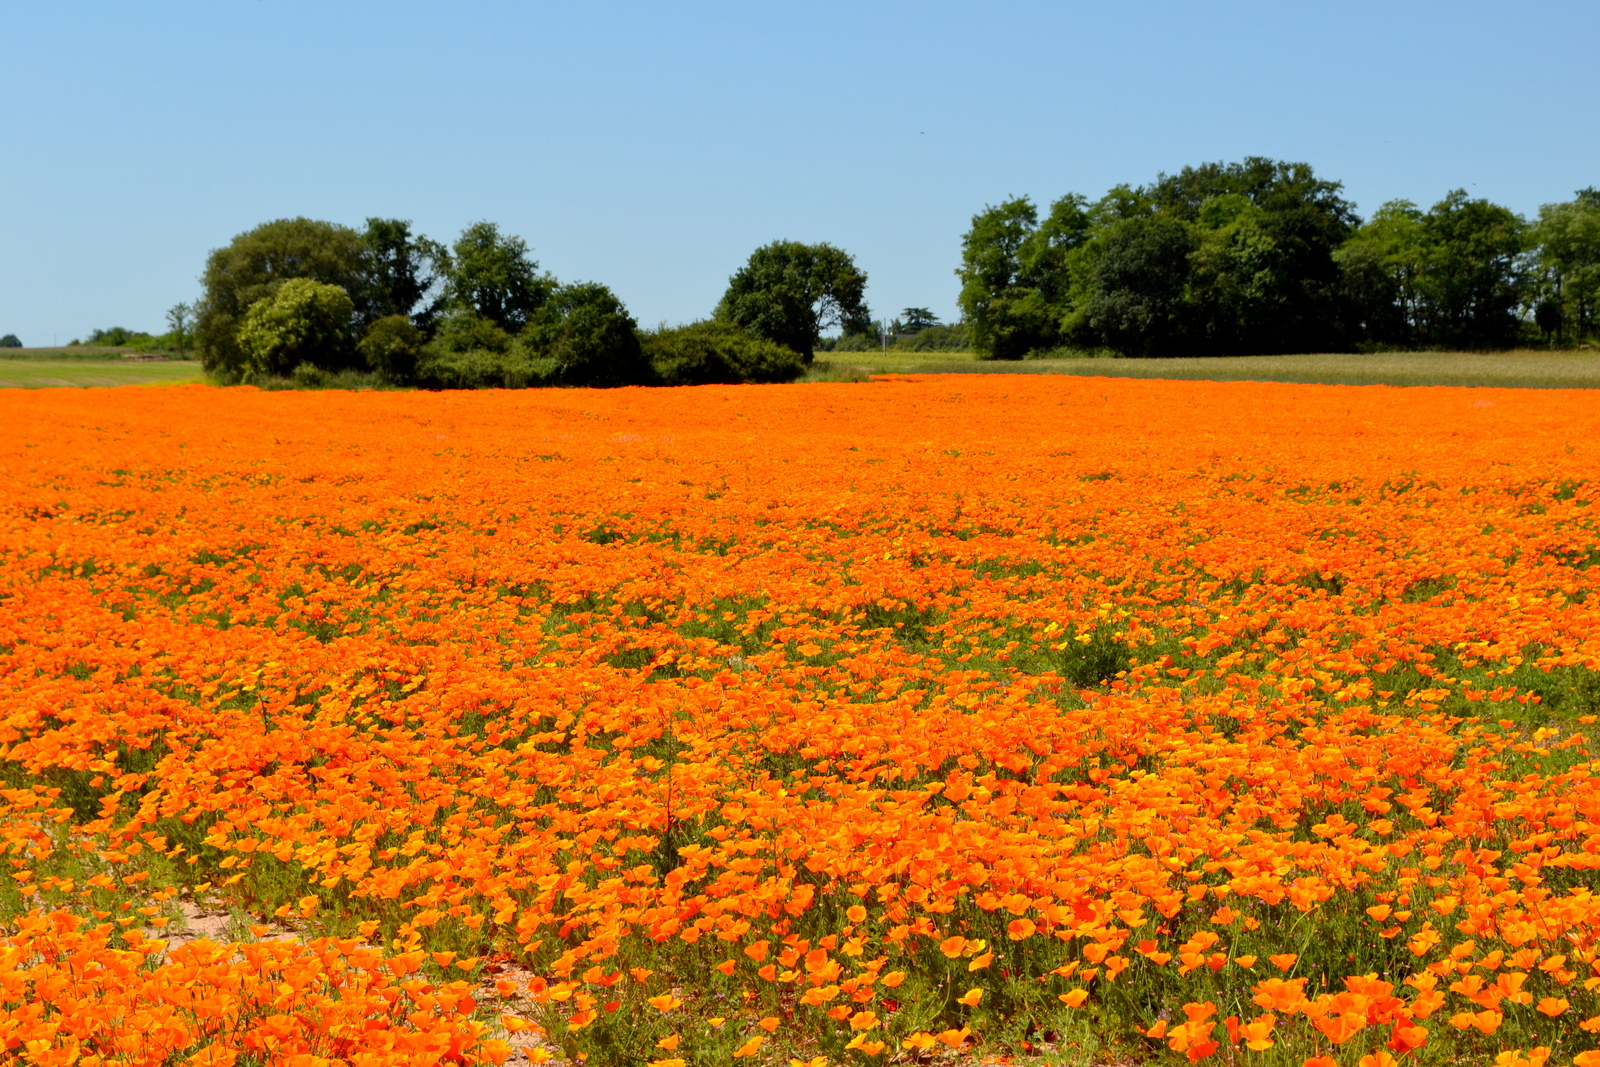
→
(642, 321, 805, 385)
(830, 332, 878, 352)
(196, 218, 367, 378)
(85, 327, 155, 348)
(524, 283, 650, 387)
(893, 322, 972, 352)
(413, 346, 551, 390)
(236, 278, 357, 378)
(290, 363, 330, 388)
(358, 315, 424, 382)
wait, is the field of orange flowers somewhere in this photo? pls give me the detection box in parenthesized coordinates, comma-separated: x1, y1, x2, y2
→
(2, 375, 1600, 1067)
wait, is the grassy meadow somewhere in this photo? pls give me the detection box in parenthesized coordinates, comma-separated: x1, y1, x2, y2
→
(810, 349, 1600, 389)
(0, 347, 203, 388)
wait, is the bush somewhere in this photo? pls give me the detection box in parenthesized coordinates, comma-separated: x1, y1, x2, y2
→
(642, 321, 805, 385)
(830, 332, 878, 352)
(84, 327, 159, 348)
(236, 278, 357, 378)
(524, 283, 650, 387)
(413, 346, 550, 390)
(412, 308, 549, 389)
(0, 334, 19, 348)
(358, 315, 424, 382)
(196, 218, 367, 378)
(290, 363, 330, 388)
(893, 322, 971, 352)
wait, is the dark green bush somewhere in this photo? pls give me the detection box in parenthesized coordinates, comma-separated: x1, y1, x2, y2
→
(642, 321, 805, 385)
(413, 347, 550, 390)
(358, 315, 424, 382)
(0, 334, 19, 348)
(893, 322, 971, 351)
(524, 283, 650, 387)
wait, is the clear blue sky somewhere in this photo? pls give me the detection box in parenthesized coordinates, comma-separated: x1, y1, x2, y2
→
(4, 1, 1599, 346)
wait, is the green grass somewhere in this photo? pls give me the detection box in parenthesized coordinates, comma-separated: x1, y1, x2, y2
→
(0, 354, 203, 388)
(811, 348, 1600, 389)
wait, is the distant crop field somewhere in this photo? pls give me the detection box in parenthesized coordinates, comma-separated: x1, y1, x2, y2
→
(0, 357, 203, 388)
(818, 349, 1600, 390)
(4, 378, 1600, 1065)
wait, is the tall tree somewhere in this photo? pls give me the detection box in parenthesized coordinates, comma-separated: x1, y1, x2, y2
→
(1146, 158, 1357, 353)
(360, 218, 448, 330)
(195, 218, 366, 377)
(1418, 190, 1528, 348)
(715, 241, 869, 362)
(1335, 201, 1428, 345)
(443, 222, 554, 334)
(956, 195, 1088, 359)
(1532, 189, 1600, 343)
(235, 278, 357, 377)
(1071, 215, 1195, 357)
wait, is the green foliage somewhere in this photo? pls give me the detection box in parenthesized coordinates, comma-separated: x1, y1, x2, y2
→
(85, 327, 155, 347)
(0, 334, 19, 348)
(894, 322, 972, 351)
(1532, 188, 1600, 344)
(413, 346, 549, 390)
(1417, 189, 1529, 348)
(235, 278, 357, 378)
(715, 240, 870, 362)
(1070, 215, 1195, 357)
(165, 303, 193, 358)
(957, 196, 1069, 359)
(642, 320, 805, 385)
(1336, 200, 1428, 345)
(425, 308, 515, 356)
(524, 282, 651, 387)
(358, 314, 424, 382)
(196, 218, 367, 378)
(413, 309, 538, 389)
(360, 218, 447, 329)
(443, 221, 554, 334)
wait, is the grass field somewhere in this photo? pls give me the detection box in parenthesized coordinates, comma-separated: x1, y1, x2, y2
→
(3, 377, 1600, 1066)
(813, 349, 1600, 389)
(0, 348, 202, 388)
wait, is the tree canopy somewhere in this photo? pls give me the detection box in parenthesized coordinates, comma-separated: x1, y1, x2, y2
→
(443, 222, 554, 334)
(195, 218, 368, 377)
(716, 241, 870, 362)
(953, 158, 1578, 358)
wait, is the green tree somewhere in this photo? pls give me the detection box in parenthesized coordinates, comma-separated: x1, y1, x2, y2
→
(525, 282, 650, 387)
(642, 320, 805, 385)
(1144, 158, 1356, 353)
(444, 222, 554, 334)
(0, 334, 20, 348)
(956, 195, 1089, 359)
(236, 278, 357, 378)
(360, 218, 448, 330)
(358, 315, 425, 382)
(165, 303, 194, 358)
(899, 308, 940, 333)
(196, 218, 367, 378)
(715, 241, 870, 362)
(1418, 190, 1528, 348)
(1068, 215, 1195, 357)
(1532, 189, 1600, 343)
(1335, 200, 1428, 345)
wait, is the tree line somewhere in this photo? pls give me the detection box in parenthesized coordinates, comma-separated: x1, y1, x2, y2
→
(956, 158, 1600, 358)
(191, 218, 872, 388)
